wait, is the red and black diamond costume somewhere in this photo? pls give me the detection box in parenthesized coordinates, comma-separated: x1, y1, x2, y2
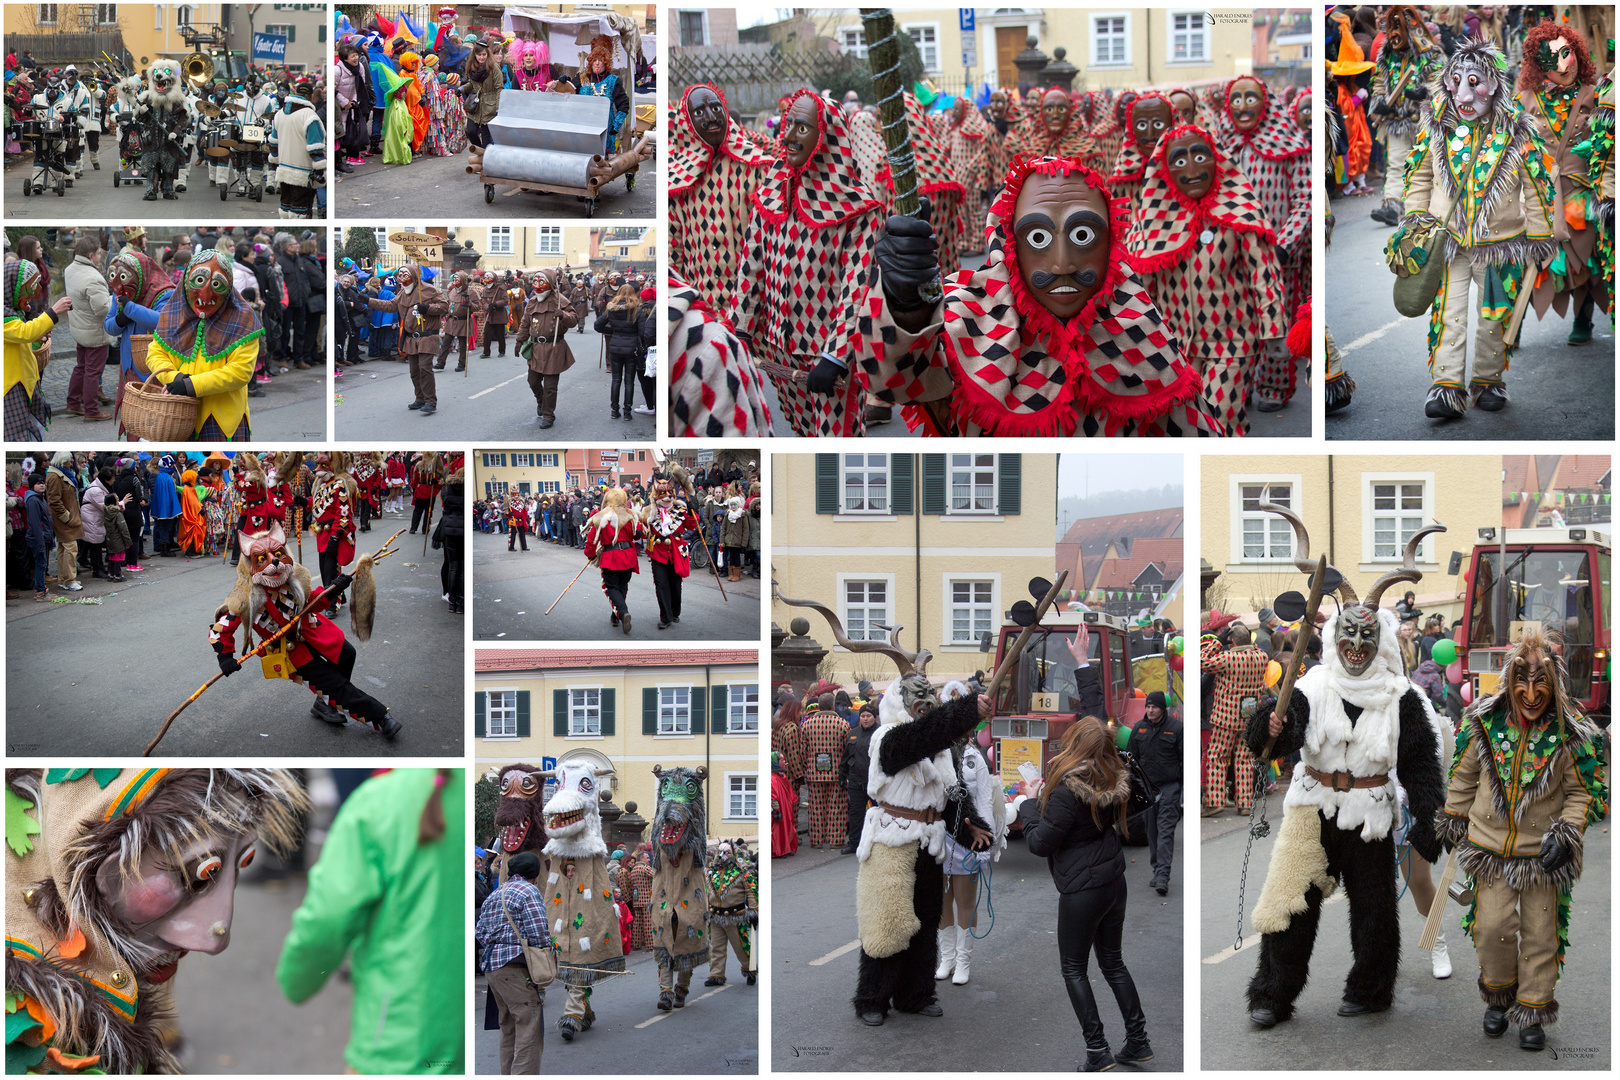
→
(666, 271, 772, 437)
(1108, 93, 1174, 221)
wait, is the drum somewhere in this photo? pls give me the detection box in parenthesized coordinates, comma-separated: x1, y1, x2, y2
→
(40, 119, 62, 134)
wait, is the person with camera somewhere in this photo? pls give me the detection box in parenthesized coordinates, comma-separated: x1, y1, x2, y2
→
(1021, 716, 1154, 1072)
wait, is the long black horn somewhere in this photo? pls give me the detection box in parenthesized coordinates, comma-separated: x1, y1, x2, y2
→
(1363, 521, 1447, 608)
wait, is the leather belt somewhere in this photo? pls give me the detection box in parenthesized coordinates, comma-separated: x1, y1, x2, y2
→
(880, 802, 940, 824)
(710, 902, 749, 916)
(604, 540, 634, 552)
(1305, 766, 1390, 792)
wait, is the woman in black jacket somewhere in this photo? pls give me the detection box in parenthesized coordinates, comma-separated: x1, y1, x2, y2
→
(594, 285, 642, 420)
(634, 285, 657, 415)
(1021, 716, 1151, 1072)
(431, 469, 465, 613)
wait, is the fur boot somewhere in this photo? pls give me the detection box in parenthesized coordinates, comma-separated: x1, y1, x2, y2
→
(1325, 372, 1356, 414)
(1424, 383, 1468, 420)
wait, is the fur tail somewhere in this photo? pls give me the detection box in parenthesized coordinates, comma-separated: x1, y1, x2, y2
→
(855, 841, 922, 958)
(349, 553, 376, 642)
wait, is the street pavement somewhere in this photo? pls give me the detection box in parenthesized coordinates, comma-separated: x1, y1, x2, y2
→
(336, 320, 656, 441)
(4, 523, 463, 756)
(474, 948, 759, 1074)
(1199, 807, 1610, 1069)
(471, 530, 759, 642)
(33, 336, 328, 443)
(773, 823, 1184, 1072)
(334, 150, 654, 218)
(1325, 190, 1615, 441)
(5, 157, 300, 220)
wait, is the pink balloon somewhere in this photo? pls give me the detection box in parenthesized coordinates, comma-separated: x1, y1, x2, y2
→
(1446, 660, 1463, 684)
(985, 746, 995, 771)
(976, 727, 992, 748)
(1167, 652, 1184, 671)
(1460, 681, 1473, 705)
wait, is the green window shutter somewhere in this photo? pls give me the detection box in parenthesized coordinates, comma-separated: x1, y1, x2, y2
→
(921, 454, 947, 514)
(517, 690, 531, 738)
(601, 688, 616, 736)
(318, 23, 326, 42)
(689, 687, 706, 734)
(288, 25, 296, 42)
(815, 454, 839, 513)
(891, 455, 914, 514)
(711, 685, 729, 733)
(475, 691, 486, 737)
(997, 454, 1022, 515)
(643, 687, 658, 734)
(553, 689, 568, 737)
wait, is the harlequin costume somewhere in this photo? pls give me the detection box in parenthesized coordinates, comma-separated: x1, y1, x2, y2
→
(540, 762, 626, 1041)
(2, 259, 58, 442)
(312, 452, 359, 609)
(583, 487, 642, 632)
(1436, 625, 1608, 1048)
(904, 92, 969, 282)
(1008, 89, 1093, 163)
(1199, 636, 1269, 812)
(666, 271, 772, 437)
(1367, 6, 1445, 226)
(648, 766, 711, 1011)
(980, 93, 1023, 197)
(801, 705, 852, 847)
(5, 768, 307, 1074)
(731, 87, 885, 437)
(625, 854, 655, 950)
(936, 101, 992, 240)
(1107, 93, 1174, 220)
(1126, 123, 1286, 435)
(704, 842, 758, 985)
(103, 248, 174, 439)
(670, 83, 775, 312)
(772, 711, 806, 791)
(854, 155, 1221, 437)
(1390, 39, 1557, 419)
(641, 470, 699, 629)
(145, 251, 262, 441)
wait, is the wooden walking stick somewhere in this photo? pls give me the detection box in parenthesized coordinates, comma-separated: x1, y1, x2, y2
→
(1255, 552, 1328, 765)
(546, 557, 597, 616)
(678, 472, 729, 603)
(144, 527, 406, 756)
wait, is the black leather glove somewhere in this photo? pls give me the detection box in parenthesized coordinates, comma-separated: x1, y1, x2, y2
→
(873, 195, 939, 312)
(1539, 828, 1573, 873)
(114, 301, 132, 328)
(167, 373, 195, 397)
(217, 652, 242, 677)
(331, 572, 354, 594)
(748, 909, 758, 926)
(805, 357, 845, 396)
(1403, 84, 1427, 101)
(1371, 99, 1394, 116)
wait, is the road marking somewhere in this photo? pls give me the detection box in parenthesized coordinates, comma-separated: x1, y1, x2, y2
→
(809, 940, 862, 967)
(1340, 316, 1408, 355)
(633, 982, 732, 1028)
(1203, 892, 1344, 964)
(468, 371, 530, 400)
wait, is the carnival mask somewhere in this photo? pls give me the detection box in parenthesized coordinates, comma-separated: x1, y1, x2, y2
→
(244, 534, 294, 588)
(1227, 77, 1266, 132)
(394, 266, 417, 291)
(1131, 97, 1172, 156)
(184, 254, 232, 319)
(1543, 36, 1577, 86)
(1115, 91, 1138, 128)
(1169, 89, 1198, 124)
(687, 85, 728, 149)
(896, 672, 940, 720)
(1296, 96, 1311, 134)
(96, 828, 259, 973)
(540, 762, 605, 841)
(988, 92, 1008, 121)
(1444, 57, 1497, 121)
(952, 97, 967, 125)
(1508, 653, 1554, 722)
(1336, 607, 1381, 677)
(1386, 13, 1410, 53)
(450, 270, 469, 291)
(1164, 131, 1215, 200)
(12, 261, 42, 311)
(781, 95, 820, 170)
(1041, 87, 1071, 136)
(1012, 170, 1113, 321)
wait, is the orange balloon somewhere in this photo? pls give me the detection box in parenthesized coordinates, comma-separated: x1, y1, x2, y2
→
(1134, 688, 1146, 698)
(1264, 660, 1282, 688)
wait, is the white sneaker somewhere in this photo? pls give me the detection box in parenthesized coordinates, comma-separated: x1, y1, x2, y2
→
(634, 406, 655, 415)
(933, 928, 956, 980)
(58, 581, 83, 592)
(1431, 931, 1452, 979)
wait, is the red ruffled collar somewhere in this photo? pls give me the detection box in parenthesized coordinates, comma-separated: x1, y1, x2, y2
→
(1125, 123, 1277, 273)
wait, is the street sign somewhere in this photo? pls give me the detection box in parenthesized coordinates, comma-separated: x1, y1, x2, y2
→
(962, 43, 978, 69)
(959, 10, 975, 32)
(251, 32, 287, 63)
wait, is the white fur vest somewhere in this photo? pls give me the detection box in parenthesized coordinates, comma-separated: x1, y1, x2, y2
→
(856, 707, 954, 863)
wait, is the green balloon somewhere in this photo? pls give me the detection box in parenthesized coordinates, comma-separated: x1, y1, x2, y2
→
(1431, 639, 1457, 666)
(1114, 722, 1131, 749)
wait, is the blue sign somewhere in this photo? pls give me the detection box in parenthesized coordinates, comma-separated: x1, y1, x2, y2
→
(959, 10, 975, 32)
(251, 32, 287, 63)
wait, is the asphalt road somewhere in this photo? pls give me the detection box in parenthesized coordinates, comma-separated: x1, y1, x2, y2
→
(1325, 190, 1615, 441)
(335, 321, 656, 441)
(5, 157, 309, 220)
(474, 948, 758, 1074)
(471, 530, 760, 642)
(1199, 807, 1611, 1069)
(333, 149, 654, 219)
(5, 529, 463, 757)
(773, 828, 1184, 1072)
(33, 337, 327, 442)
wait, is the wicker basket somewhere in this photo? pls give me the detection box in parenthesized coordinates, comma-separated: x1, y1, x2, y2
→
(121, 373, 198, 442)
(128, 333, 153, 377)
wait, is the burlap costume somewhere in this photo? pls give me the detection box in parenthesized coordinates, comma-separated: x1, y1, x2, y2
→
(705, 852, 758, 981)
(545, 854, 625, 1026)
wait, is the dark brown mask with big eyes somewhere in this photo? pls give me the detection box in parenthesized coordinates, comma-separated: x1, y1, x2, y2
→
(1164, 131, 1215, 200)
(1228, 78, 1265, 131)
(1131, 98, 1173, 156)
(1296, 98, 1311, 133)
(687, 86, 727, 149)
(1041, 89, 1071, 135)
(781, 95, 820, 170)
(1169, 91, 1197, 124)
(1012, 170, 1113, 321)
(1508, 654, 1555, 722)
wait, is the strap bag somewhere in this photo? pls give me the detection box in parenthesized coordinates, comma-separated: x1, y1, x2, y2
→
(500, 884, 558, 987)
(1124, 750, 1159, 818)
(1387, 132, 1483, 317)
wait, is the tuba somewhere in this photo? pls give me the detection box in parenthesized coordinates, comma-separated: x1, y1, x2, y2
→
(183, 51, 214, 87)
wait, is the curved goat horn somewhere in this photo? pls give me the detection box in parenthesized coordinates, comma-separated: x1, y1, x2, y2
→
(1258, 498, 1317, 577)
(1364, 521, 1447, 608)
(774, 586, 929, 676)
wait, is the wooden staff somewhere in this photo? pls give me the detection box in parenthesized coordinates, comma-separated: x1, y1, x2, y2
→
(1256, 554, 1328, 764)
(983, 570, 1070, 703)
(678, 475, 728, 603)
(144, 527, 406, 756)
(546, 557, 597, 616)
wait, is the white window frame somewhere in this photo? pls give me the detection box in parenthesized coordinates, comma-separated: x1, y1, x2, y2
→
(373, 227, 390, 250)
(1090, 11, 1132, 68)
(941, 573, 1001, 650)
(724, 772, 759, 821)
(1228, 473, 1303, 568)
(484, 480, 508, 499)
(840, 452, 893, 516)
(839, 24, 868, 58)
(38, 5, 59, 26)
(837, 572, 896, 646)
(96, 4, 117, 26)
(510, 453, 534, 468)
(176, 4, 193, 26)
(945, 452, 1000, 517)
(484, 687, 519, 740)
(656, 685, 693, 737)
(263, 22, 293, 39)
(539, 453, 560, 468)
(726, 683, 759, 735)
(539, 480, 561, 493)
(1166, 10, 1210, 65)
(487, 226, 514, 256)
(675, 8, 708, 47)
(535, 226, 562, 255)
(904, 22, 942, 71)
(482, 453, 506, 467)
(568, 685, 603, 737)
(1361, 472, 1437, 569)
(154, 6, 162, 29)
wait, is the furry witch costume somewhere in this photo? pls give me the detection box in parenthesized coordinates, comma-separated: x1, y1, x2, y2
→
(669, 83, 775, 313)
(857, 154, 1221, 437)
(705, 839, 758, 985)
(1388, 39, 1557, 420)
(1241, 512, 1447, 1026)
(1126, 123, 1285, 436)
(5, 768, 307, 1073)
(1367, 6, 1445, 227)
(648, 766, 710, 1010)
(1436, 625, 1607, 1049)
(666, 271, 772, 437)
(540, 762, 626, 1040)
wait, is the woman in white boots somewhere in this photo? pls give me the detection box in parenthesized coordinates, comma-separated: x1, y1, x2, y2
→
(1397, 804, 1452, 979)
(936, 681, 1009, 986)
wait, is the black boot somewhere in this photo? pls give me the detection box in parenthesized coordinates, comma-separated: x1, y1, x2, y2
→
(1519, 1024, 1545, 1051)
(1483, 1006, 1509, 1037)
(1079, 1047, 1116, 1072)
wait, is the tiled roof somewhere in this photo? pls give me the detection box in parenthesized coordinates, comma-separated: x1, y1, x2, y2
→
(1057, 508, 1184, 589)
(476, 648, 758, 673)
(1090, 537, 1185, 588)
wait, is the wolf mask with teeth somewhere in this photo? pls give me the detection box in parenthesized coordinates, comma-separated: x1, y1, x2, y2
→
(541, 762, 610, 859)
(650, 765, 707, 869)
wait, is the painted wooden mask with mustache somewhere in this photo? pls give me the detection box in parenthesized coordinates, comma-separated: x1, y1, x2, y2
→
(1012, 171, 1112, 321)
(1164, 131, 1216, 200)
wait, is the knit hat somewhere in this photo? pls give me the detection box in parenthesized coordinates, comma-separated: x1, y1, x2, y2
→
(1145, 690, 1167, 711)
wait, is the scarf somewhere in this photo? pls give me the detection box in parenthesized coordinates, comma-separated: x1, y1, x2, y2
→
(4, 258, 39, 319)
(117, 249, 173, 310)
(668, 83, 774, 198)
(1126, 123, 1277, 273)
(153, 262, 264, 362)
(752, 88, 886, 229)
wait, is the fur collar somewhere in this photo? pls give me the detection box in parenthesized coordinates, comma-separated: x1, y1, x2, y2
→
(1060, 764, 1131, 807)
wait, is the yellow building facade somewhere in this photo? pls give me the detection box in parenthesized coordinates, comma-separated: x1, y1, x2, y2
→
(338, 226, 594, 272)
(471, 450, 568, 501)
(1201, 455, 1505, 625)
(593, 226, 658, 265)
(772, 452, 1057, 685)
(474, 649, 762, 844)
(6, 4, 226, 65)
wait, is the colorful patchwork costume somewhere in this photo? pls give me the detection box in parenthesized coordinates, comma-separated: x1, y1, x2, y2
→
(648, 766, 710, 1010)
(540, 762, 626, 1041)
